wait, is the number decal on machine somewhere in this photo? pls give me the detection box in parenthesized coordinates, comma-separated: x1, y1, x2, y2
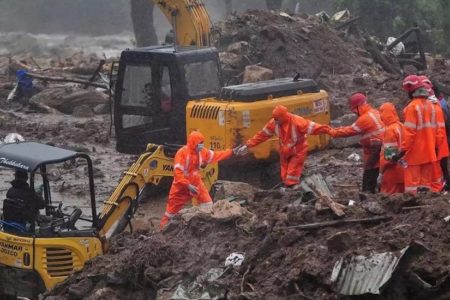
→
(313, 99, 326, 113)
(210, 142, 221, 149)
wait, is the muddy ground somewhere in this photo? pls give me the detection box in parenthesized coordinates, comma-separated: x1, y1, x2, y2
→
(0, 8, 449, 300)
(45, 190, 450, 300)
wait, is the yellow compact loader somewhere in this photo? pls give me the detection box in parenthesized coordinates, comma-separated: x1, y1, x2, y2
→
(0, 142, 217, 299)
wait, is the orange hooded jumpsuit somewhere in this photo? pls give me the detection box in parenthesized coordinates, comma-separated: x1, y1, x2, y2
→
(330, 103, 385, 193)
(246, 105, 330, 187)
(160, 131, 233, 228)
(423, 80, 449, 192)
(402, 97, 444, 194)
(379, 103, 404, 194)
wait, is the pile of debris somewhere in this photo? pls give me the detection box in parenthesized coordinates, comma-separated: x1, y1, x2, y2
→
(0, 49, 111, 117)
(45, 180, 450, 300)
(214, 10, 374, 83)
(213, 10, 450, 119)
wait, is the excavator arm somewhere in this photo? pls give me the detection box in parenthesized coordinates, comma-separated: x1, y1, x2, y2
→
(97, 144, 218, 244)
(153, 0, 212, 46)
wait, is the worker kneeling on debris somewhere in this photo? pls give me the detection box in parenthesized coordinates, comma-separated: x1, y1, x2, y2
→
(237, 105, 330, 190)
(327, 93, 384, 193)
(160, 131, 239, 229)
(378, 102, 405, 194)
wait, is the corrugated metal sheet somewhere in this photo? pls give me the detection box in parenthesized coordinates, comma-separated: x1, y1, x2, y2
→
(330, 246, 409, 295)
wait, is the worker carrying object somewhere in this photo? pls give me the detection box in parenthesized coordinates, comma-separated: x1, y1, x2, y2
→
(327, 93, 385, 193)
(395, 75, 444, 194)
(378, 102, 404, 194)
(420, 75, 448, 192)
(236, 105, 330, 189)
(160, 131, 239, 229)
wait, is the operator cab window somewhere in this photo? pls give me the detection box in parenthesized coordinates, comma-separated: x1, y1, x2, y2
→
(121, 64, 153, 128)
(161, 66, 172, 113)
(184, 60, 221, 98)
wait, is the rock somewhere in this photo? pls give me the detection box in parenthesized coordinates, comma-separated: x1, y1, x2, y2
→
(86, 287, 118, 300)
(353, 76, 367, 86)
(29, 86, 108, 114)
(279, 229, 303, 247)
(212, 180, 259, 202)
(72, 105, 95, 118)
(227, 41, 249, 55)
(68, 278, 94, 298)
(93, 103, 110, 115)
(326, 231, 354, 252)
(243, 65, 274, 83)
(219, 52, 244, 69)
(361, 200, 386, 215)
(260, 25, 284, 41)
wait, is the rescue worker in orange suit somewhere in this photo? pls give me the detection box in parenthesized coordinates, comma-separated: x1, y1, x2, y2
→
(392, 75, 444, 194)
(327, 93, 385, 193)
(160, 131, 239, 229)
(236, 105, 331, 189)
(420, 75, 449, 191)
(378, 102, 405, 194)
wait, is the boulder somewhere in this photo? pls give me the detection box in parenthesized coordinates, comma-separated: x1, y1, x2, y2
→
(93, 103, 110, 115)
(243, 65, 274, 83)
(227, 41, 249, 55)
(219, 52, 244, 69)
(29, 86, 108, 114)
(212, 180, 259, 202)
(327, 231, 354, 252)
(72, 105, 95, 118)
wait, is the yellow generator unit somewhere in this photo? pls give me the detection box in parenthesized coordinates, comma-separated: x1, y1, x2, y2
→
(186, 78, 330, 161)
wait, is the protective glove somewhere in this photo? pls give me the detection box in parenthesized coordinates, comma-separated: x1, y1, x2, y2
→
(235, 145, 249, 156)
(377, 174, 383, 186)
(232, 145, 243, 156)
(188, 184, 199, 195)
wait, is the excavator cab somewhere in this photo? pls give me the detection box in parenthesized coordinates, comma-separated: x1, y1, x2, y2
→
(114, 46, 222, 154)
(0, 142, 102, 299)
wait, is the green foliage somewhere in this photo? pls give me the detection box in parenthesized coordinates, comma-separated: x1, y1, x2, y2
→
(335, 0, 450, 56)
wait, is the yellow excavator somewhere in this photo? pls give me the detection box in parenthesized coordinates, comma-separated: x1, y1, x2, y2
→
(0, 2, 330, 297)
(0, 141, 217, 298)
(114, 0, 330, 162)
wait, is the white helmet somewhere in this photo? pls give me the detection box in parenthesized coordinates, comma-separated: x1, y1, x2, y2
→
(3, 133, 25, 144)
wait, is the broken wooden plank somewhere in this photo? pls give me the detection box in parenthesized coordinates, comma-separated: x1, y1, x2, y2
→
(26, 72, 108, 89)
(286, 216, 392, 231)
(304, 174, 345, 217)
(317, 194, 346, 217)
(84, 59, 106, 89)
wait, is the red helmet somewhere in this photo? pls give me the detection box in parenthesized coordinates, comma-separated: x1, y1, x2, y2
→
(402, 75, 426, 93)
(348, 93, 367, 111)
(418, 75, 432, 88)
(418, 75, 435, 97)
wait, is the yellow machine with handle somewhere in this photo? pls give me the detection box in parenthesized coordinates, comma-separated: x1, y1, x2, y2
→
(0, 142, 217, 299)
(154, 0, 211, 47)
(114, 0, 330, 161)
